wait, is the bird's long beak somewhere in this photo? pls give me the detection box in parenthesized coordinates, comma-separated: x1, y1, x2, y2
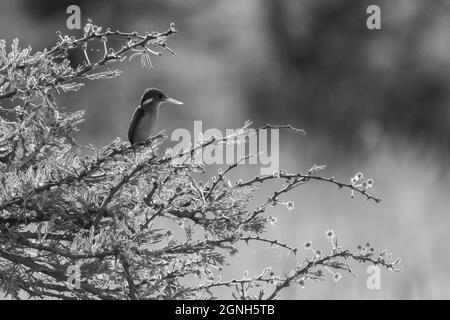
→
(164, 97, 183, 105)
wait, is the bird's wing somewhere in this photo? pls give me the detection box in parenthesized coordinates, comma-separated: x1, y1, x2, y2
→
(128, 106, 144, 144)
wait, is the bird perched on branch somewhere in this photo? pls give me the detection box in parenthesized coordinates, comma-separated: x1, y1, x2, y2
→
(128, 88, 183, 144)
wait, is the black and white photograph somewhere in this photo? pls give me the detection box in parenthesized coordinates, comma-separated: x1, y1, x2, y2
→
(0, 0, 448, 308)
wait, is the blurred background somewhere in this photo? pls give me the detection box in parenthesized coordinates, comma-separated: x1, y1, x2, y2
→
(1, 0, 449, 299)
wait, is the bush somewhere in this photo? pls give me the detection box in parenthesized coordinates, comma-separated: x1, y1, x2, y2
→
(0, 21, 400, 300)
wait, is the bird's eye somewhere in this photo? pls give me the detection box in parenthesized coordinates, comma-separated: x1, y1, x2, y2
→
(159, 95, 164, 99)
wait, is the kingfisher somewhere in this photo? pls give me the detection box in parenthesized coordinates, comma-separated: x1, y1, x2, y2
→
(128, 88, 183, 144)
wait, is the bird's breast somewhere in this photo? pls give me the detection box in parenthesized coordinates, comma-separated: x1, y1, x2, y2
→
(132, 108, 159, 143)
